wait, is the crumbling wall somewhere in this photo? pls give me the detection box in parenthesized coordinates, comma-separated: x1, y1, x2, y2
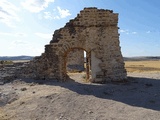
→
(24, 7, 127, 82)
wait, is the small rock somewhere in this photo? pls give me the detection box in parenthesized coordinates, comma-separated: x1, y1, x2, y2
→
(0, 81, 4, 85)
(59, 114, 64, 119)
(30, 83, 36, 86)
(20, 87, 27, 91)
(154, 94, 158, 97)
(145, 83, 153, 87)
(149, 100, 156, 103)
(8, 97, 18, 104)
(20, 101, 25, 105)
(88, 110, 93, 114)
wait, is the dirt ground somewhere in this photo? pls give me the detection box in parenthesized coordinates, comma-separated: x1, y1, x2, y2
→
(0, 61, 160, 120)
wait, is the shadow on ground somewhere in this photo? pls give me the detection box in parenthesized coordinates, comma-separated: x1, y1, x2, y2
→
(11, 76, 160, 111)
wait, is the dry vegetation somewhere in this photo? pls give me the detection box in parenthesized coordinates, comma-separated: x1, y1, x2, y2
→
(125, 60, 160, 73)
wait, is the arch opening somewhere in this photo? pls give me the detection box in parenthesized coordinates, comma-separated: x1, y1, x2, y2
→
(64, 48, 91, 82)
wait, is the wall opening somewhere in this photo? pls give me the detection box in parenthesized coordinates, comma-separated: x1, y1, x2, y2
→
(65, 48, 91, 82)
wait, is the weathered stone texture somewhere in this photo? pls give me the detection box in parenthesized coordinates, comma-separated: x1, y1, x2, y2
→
(23, 7, 127, 82)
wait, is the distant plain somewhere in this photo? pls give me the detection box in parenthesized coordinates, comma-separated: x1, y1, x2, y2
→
(125, 60, 160, 73)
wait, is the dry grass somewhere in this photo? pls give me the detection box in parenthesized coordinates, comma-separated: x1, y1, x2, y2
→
(69, 61, 160, 73)
(125, 60, 160, 73)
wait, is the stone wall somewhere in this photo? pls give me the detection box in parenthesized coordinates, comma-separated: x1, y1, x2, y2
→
(24, 7, 127, 82)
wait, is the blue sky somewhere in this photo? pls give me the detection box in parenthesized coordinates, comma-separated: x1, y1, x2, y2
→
(0, 0, 160, 57)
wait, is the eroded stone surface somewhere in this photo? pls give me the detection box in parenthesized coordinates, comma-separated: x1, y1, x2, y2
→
(21, 7, 127, 82)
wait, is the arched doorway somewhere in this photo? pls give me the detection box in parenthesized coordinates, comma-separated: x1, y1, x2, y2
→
(64, 47, 91, 82)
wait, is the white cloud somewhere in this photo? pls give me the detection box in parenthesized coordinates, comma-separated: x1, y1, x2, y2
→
(9, 40, 28, 49)
(146, 31, 151, 34)
(119, 29, 126, 33)
(21, 0, 55, 13)
(43, 7, 71, 20)
(0, 32, 27, 37)
(131, 32, 137, 34)
(35, 32, 52, 39)
(57, 6, 71, 18)
(0, 0, 20, 27)
(119, 29, 129, 33)
(43, 11, 60, 19)
(119, 29, 137, 35)
(53, 16, 60, 19)
(15, 33, 27, 37)
(9, 40, 43, 56)
(43, 11, 52, 19)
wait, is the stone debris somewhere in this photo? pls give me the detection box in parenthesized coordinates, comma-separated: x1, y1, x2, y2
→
(0, 62, 29, 84)
(20, 87, 27, 91)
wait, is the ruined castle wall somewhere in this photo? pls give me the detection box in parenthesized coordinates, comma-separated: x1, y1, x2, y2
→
(27, 7, 127, 82)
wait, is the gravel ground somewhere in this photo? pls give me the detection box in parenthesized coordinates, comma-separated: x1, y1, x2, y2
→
(0, 72, 160, 120)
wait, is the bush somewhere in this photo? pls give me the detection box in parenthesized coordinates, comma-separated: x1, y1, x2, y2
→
(0, 60, 13, 65)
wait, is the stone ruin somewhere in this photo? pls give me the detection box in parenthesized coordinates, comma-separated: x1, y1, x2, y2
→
(24, 7, 127, 83)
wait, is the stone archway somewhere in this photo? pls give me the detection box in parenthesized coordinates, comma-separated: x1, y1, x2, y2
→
(57, 42, 91, 81)
(30, 7, 127, 83)
(66, 49, 85, 73)
(63, 47, 91, 81)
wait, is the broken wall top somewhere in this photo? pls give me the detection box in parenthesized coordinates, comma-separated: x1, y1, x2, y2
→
(50, 7, 118, 43)
(66, 7, 118, 27)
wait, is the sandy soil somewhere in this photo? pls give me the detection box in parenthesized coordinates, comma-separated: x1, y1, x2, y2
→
(0, 71, 160, 120)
